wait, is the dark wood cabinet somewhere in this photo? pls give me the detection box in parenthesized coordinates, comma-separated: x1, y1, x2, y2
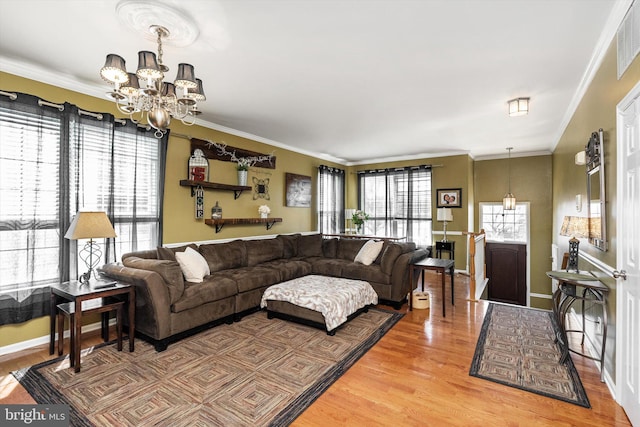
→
(485, 242, 527, 306)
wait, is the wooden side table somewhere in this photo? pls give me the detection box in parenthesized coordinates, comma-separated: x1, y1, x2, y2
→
(410, 258, 455, 317)
(435, 240, 455, 260)
(49, 280, 135, 372)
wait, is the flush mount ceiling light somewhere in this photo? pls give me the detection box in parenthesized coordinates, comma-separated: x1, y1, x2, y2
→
(508, 97, 530, 117)
(99, 2, 204, 137)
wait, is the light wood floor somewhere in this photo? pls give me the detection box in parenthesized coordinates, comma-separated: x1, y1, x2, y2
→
(0, 272, 631, 426)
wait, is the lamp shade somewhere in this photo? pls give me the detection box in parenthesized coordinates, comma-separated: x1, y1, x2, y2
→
(64, 211, 117, 240)
(503, 193, 516, 210)
(174, 63, 197, 89)
(100, 54, 128, 84)
(136, 51, 163, 80)
(188, 78, 206, 101)
(559, 216, 589, 239)
(437, 208, 453, 222)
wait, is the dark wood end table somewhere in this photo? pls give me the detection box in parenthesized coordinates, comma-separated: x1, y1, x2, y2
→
(49, 279, 135, 372)
(410, 258, 455, 316)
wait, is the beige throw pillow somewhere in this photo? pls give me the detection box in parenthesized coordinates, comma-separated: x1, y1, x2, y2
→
(175, 247, 210, 283)
(354, 239, 384, 266)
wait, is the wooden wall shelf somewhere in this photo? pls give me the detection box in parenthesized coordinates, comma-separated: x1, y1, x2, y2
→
(179, 179, 251, 199)
(204, 218, 283, 233)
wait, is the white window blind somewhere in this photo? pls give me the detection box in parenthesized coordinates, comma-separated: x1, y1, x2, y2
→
(0, 106, 62, 291)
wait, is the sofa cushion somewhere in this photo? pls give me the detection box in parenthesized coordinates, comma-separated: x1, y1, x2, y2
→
(199, 240, 247, 273)
(309, 257, 345, 277)
(277, 234, 299, 258)
(157, 244, 197, 261)
(322, 238, 338, 258)
(213, 266, 282, 293)
(122, 257, 185, 304)
(245, 238, 284, 267)
(380, 243, 404, 275)
(261, 259, 313, 282)
(354, 240, 384, 265)
(297, 234, 323, 257)
(342, 263, 389, 285)
(171, 276, 237, 313)
(175, 247, 210, 283)
(337, 239, 367, 261)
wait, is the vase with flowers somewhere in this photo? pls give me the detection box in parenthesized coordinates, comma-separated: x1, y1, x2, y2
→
(258, 205, 271, 219)
(236, 159, 250, 186)
(352, 210, 369, 234)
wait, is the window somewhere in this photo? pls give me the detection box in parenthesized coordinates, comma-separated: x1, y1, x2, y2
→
(357, 166, 432, 247)
(318, 165, 345, 234)
(0, 92, 166, 325)
(479, 203, 529, 243)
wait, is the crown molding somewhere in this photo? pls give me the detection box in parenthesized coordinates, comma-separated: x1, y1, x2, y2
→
(550, 0, 634, 152)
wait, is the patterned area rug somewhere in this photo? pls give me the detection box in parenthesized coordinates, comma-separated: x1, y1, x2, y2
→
(14, 307, 402, 426)
(469, 303, 590, 408)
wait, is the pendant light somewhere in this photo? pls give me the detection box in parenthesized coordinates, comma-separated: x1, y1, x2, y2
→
(503, 147, 516, 210)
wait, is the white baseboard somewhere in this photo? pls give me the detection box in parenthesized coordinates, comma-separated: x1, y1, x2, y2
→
(0, 319, 114, 357)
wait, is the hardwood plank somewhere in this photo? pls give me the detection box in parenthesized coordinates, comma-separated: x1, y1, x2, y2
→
(0, 272, 630, 426)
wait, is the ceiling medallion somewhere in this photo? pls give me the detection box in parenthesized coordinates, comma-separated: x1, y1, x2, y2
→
(115, 0, 199, 47)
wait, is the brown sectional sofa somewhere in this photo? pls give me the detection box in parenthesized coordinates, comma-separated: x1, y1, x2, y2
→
(100, 233, 428, 351)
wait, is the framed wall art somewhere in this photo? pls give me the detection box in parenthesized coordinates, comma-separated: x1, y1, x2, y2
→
(436, 188, 462, 208)
(285, 173, 312, 207)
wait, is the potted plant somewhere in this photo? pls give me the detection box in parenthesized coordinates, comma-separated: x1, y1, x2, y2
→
(236, 158, 250, 186)
(352, 210, 369, 234)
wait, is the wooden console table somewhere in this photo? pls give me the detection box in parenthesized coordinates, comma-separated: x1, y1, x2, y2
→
(546, 270, 608, 382)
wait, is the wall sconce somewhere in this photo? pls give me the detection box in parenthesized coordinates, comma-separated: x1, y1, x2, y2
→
(575, 151, 586, 165)
(508, 97, 530, 117)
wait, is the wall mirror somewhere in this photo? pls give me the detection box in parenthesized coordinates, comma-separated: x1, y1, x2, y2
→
(585, 128, 607, 251)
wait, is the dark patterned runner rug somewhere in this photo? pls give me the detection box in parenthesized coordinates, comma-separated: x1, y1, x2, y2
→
(14, 307, 402, 426)
(469, 303, 590, 408)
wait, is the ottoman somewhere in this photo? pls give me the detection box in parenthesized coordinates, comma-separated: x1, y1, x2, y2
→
(260, 275, 378, 335)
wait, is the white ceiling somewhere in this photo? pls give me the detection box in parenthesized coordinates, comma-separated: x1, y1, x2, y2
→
(0, 0, 631, 164)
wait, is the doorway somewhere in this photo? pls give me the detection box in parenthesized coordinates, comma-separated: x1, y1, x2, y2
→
(479, 203, 530, 305)
(486, 242, 527, 306)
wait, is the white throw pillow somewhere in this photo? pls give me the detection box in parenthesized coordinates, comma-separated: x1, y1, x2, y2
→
(175, 247, 210, 283)
(354, 239, 384, 266)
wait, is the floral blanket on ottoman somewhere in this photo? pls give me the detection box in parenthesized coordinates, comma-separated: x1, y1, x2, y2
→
(260, 275, 378, 331)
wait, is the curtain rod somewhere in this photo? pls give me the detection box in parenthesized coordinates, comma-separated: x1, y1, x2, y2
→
(0, 90, 18, 100)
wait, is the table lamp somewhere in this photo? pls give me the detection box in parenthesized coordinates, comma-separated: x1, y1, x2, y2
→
(65, 211, 117, 284)
(559, 215, 589, 273)
(437, 208, 453, 242)
(345, 208, 356, 234)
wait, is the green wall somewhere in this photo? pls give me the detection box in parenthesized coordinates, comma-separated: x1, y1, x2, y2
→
(551, 38, 640, 381)
(474, 155, 553, 309)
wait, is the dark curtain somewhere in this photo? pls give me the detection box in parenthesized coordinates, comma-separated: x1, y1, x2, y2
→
(318, 165, 345, 234)
(0, 91, 166, 325)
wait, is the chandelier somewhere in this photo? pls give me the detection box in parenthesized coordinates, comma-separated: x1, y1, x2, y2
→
(99, 25, 205, 138)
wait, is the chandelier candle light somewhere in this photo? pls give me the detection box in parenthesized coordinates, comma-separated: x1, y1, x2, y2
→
(100, 25, 205, 137)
